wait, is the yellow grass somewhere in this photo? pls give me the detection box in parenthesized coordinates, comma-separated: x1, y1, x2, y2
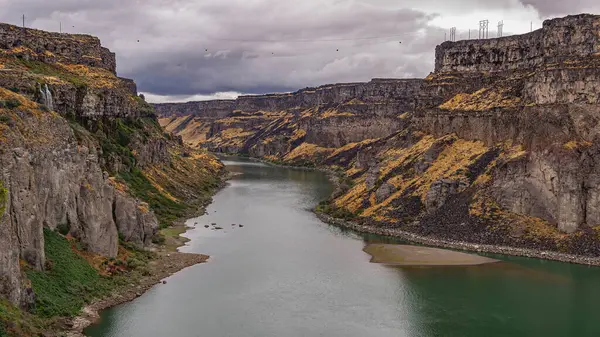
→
(320, 109, 355, 119)
(439, 88, 521, 111)
(360, 136, 487, 217)
(283, 143, 333, 162)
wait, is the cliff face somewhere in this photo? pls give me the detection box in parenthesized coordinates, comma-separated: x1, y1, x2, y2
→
(0, 24, 223, 313)
(159, 13, 600, 259)
(434, 14, 600, 73)
(0, 23, 116, 73)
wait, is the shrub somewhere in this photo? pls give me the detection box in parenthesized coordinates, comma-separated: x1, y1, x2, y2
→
(4, 99, 21, 109)
(0, 181, 7, 218)
(126, 257, 146, 270)
(56, 222, 70, 235)
(151, 233, 166, 244)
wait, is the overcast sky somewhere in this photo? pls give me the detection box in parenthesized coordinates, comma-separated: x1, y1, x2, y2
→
(1, 0, 599, 103)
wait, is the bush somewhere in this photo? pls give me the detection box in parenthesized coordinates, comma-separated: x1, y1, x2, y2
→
(0, 182, 7, 218)
(126, 257, 146, 270)
(4, 99, 21, 109)
(151, 233, 166, 244)
(56, 223, 70, 235)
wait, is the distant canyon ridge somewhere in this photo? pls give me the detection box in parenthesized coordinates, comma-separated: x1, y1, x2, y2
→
(158, 14, 600, 258)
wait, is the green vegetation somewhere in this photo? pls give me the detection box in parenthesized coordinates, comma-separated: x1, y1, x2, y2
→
(119, 168, 187, 228)
(67, 112, 199, 230)
(84, 117, 159, 173)
(56, 222, 70, 235)
(25, 230, 154, 318)
(0, 181, 7, 218)
(0, 98, 21, 109)
(316, 201, 357, 220)
(134, 95, 156, 117)
(0, 298, 44, 337)
(26, 229, 111, 317)
(17, 59, 87, 88)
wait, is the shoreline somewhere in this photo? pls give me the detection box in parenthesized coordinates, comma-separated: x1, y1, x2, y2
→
(315, 212, 600, 267)
(217, 152, 600, 267)
(66, 176, 231, 336)
(67, 252, 209, 337)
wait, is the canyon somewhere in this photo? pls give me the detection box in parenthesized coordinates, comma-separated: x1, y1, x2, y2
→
(0, 23, 223, 335)
(159, 13, 600, 260)
(2, 11, 600, 337)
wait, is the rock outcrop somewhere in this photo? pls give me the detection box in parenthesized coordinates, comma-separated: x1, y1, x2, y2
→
(0, 23, 223, 312)
(434, 14, 600, 73)
(0, 23, 116, 73)
(159, 13, 600, 259)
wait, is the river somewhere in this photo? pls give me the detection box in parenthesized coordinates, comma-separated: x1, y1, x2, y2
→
(86, 158, 600, 337)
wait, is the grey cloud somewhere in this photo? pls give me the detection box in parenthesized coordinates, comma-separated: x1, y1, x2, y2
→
(0, 0, 597, 100)
(519, 0, 600, 17)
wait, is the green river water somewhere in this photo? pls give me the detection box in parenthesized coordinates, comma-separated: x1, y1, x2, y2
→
(86, 158, 600, 337)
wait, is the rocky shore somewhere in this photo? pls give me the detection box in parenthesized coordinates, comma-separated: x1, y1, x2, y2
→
(315, 212, 600, 267)
(66, 251, 209, 336)
(64, 170, 231, 336)
(229, 154, 600, 267)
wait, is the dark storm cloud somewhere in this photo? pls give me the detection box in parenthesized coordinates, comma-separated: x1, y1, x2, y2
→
(519, 0, 600, 16)
(0, 0, 598, 100)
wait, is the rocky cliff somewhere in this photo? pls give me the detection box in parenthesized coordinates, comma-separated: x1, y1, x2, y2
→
(0, 23, 116, 73)
(159, 13, 600, 260)
(0, 23, 223, 325)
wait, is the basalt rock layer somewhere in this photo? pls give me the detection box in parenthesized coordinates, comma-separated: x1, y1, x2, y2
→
(0, 23, 223, 318)
(159, 13, 600, 260)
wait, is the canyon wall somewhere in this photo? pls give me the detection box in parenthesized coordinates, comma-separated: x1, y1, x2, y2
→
(158, 13, 600, 259)
(0, 23, 116, 73)
(434, 14, 600, 73)
(0, 23, 222, 311)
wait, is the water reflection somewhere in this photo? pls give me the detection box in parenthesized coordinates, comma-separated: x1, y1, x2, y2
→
(86, 158, 600, 337)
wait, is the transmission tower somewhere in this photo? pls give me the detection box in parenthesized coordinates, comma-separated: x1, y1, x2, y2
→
(479, 20, 489, 39)
(450, 27, 456, 42)
(497, 20, 504, 37)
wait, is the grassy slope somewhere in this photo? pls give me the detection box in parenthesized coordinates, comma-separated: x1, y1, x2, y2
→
(0, 230, 156, 336)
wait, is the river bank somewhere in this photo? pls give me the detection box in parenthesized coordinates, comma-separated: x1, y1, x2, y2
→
(315, 212, 600, 267)
(84, 156, 600, 337)
(66, 252, 209, 337)
(65, 174, 231, 336)
(216, 153, 600, 267)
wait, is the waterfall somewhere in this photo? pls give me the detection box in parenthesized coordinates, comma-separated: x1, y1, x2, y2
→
(39, 83, 54, 111)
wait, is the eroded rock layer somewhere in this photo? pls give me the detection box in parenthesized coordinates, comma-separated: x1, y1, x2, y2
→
(0, 24, 223, 310)
(158, 13, 600, 259)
